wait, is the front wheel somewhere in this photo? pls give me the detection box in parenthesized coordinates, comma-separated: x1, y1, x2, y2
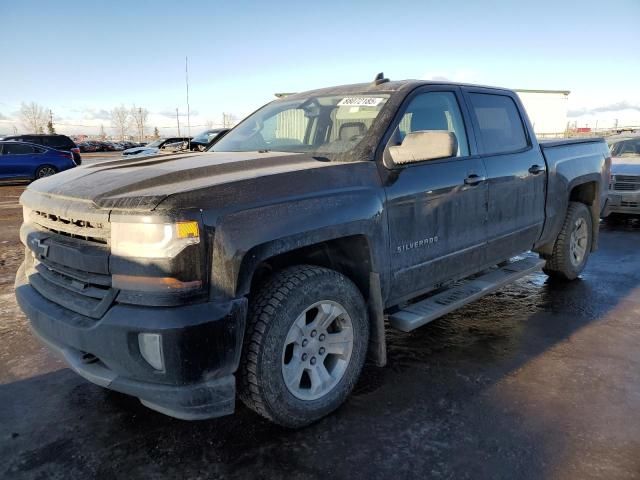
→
(543, 202, 593, 280)
(239, 265, 369, 428)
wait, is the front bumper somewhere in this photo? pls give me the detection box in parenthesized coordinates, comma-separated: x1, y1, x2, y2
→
(15, 262, 247, 420)
(603, 190, 640, 216)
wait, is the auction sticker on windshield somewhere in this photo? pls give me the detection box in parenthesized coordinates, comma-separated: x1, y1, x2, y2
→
(338, 97, 385, 107)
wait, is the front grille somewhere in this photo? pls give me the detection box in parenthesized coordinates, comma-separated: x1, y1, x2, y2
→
(613, 182, 640, 192)
(621, 201, 639, 208)
(30, 210, 110, 245)
(615, 175, 639, 183)
(23, 203, 115, 318)
(25, 254, 116, 319)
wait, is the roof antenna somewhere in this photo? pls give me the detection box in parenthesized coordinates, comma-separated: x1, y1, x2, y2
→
(373, 72, 389, 85)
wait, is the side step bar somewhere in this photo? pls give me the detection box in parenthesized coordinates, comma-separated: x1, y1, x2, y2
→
(388, 255, 545, 332)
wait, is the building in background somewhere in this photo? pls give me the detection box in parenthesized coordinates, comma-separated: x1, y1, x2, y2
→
(515, 89, 570, 138)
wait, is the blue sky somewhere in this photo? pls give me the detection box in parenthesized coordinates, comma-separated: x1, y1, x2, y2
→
(1, 0, 639, 135)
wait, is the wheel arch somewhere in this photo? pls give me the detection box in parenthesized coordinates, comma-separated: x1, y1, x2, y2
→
(568, 179, 600, 251)
(236, 233, 388, 367)
(535, 175, 602, 257)
(238, 234, 375, 300)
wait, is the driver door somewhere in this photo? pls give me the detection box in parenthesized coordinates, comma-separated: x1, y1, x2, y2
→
(382, 87, 489, 304)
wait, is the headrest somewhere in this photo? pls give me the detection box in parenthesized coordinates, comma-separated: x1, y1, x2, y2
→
(339, 122, 366, 140)
(410, 108, 449, 132)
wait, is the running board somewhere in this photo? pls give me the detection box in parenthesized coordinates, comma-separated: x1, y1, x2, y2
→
(388, 255, 544, 332)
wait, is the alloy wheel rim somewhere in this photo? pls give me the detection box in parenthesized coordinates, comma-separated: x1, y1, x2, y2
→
(281, 300, 354, 401)
(569, 217, 588, 267)
(38, 167, 56, 178)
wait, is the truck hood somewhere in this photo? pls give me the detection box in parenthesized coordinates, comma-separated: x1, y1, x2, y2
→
(611, 156, 640, 175)
(24, 151, 333, 211)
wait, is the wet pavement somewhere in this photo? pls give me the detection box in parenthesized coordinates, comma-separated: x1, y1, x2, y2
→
(1, 183, 639, 479)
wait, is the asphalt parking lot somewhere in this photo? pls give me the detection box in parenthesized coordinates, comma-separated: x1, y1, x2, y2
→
(0, 179, 639, 479)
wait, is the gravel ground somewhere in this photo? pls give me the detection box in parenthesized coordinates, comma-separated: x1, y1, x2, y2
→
(0, 183, 639, 480)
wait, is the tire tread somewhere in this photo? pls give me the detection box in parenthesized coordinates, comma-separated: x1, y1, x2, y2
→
(238, 265, 338, 423)
(543, 201, 592, 280)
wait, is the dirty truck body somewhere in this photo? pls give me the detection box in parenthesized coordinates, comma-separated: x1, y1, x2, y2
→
(15, 79, 610, 427)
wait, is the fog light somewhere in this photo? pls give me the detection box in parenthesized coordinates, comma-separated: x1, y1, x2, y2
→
(138, 333, 164, 371)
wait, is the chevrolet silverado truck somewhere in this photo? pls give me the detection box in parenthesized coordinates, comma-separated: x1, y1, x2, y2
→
(15, 75, 610, 428)
(602, 136, 640, 222)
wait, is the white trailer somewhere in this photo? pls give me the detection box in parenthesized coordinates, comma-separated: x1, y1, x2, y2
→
(515, 89, 570, 138)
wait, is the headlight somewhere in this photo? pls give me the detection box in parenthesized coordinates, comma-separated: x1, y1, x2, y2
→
(111, 221, 199, 258)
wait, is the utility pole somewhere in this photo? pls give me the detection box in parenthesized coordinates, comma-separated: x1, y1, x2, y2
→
(47, 109, 56, 134)
(185, 56, 191, 149)
(139, 107, 143, 142)
(176, 108, 181, 136)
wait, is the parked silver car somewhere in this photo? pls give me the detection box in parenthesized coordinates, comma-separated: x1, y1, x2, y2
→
(122, 137, 191, 157)
(603, 137, 640, 220)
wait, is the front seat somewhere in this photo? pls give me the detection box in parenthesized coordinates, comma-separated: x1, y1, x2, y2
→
(338, 122, 366, 141)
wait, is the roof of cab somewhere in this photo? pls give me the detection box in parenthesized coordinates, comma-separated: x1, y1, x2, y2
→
(284, 79, 514, 101)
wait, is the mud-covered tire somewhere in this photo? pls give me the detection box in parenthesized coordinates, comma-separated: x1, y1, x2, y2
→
(238, 265, 369, 428)
(543, 202, 593, 281)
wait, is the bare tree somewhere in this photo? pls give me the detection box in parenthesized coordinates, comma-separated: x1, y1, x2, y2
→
(130, 106, 148, 142)
(222, 112, 237, 128)
(110, 106, 130, 140)
(20, 102, 48, 133)
(99, 124, 107, 140)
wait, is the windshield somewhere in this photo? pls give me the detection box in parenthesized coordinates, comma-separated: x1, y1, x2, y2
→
(611, 138, 640, 157)
(212, 94, 389, 157)
(144, 139, 163, 148)
(192, 130, 220, 143)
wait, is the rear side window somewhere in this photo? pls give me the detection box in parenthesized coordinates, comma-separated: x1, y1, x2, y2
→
(468, 93, 528, 154)
(44, 136, 74, 149)
(21, 136, 39, 145)
(4, 143, 36, 154)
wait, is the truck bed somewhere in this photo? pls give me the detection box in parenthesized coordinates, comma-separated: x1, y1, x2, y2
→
(538, 137, 606, 149)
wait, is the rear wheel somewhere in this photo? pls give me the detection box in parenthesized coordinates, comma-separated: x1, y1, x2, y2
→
(543, 202, 593, 280)
(35, 165, 57, 179)
(239, 265, 369, 428)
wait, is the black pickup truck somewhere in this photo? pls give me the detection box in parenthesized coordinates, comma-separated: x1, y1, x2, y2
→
(15, 76, 610, 427)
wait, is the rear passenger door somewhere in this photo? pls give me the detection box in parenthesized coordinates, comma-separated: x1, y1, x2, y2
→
(382, 87, 488, 303)
(462, 89, 546, 264)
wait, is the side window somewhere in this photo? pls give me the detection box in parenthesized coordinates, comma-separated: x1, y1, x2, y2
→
(468, 93, 528, 154)
(46, 137, 72, 149)
(4, 143, 35, 155)
(389, 91, 470, 158)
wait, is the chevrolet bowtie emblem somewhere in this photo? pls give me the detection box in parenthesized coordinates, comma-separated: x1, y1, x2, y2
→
(32, 238, 49, 258)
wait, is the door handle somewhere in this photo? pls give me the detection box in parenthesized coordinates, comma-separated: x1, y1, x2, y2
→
(464, 174, 486, 186)
(528, 164, 545, 175)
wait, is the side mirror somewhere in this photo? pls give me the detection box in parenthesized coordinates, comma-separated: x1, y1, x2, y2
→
(388, 130, 457, 165)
